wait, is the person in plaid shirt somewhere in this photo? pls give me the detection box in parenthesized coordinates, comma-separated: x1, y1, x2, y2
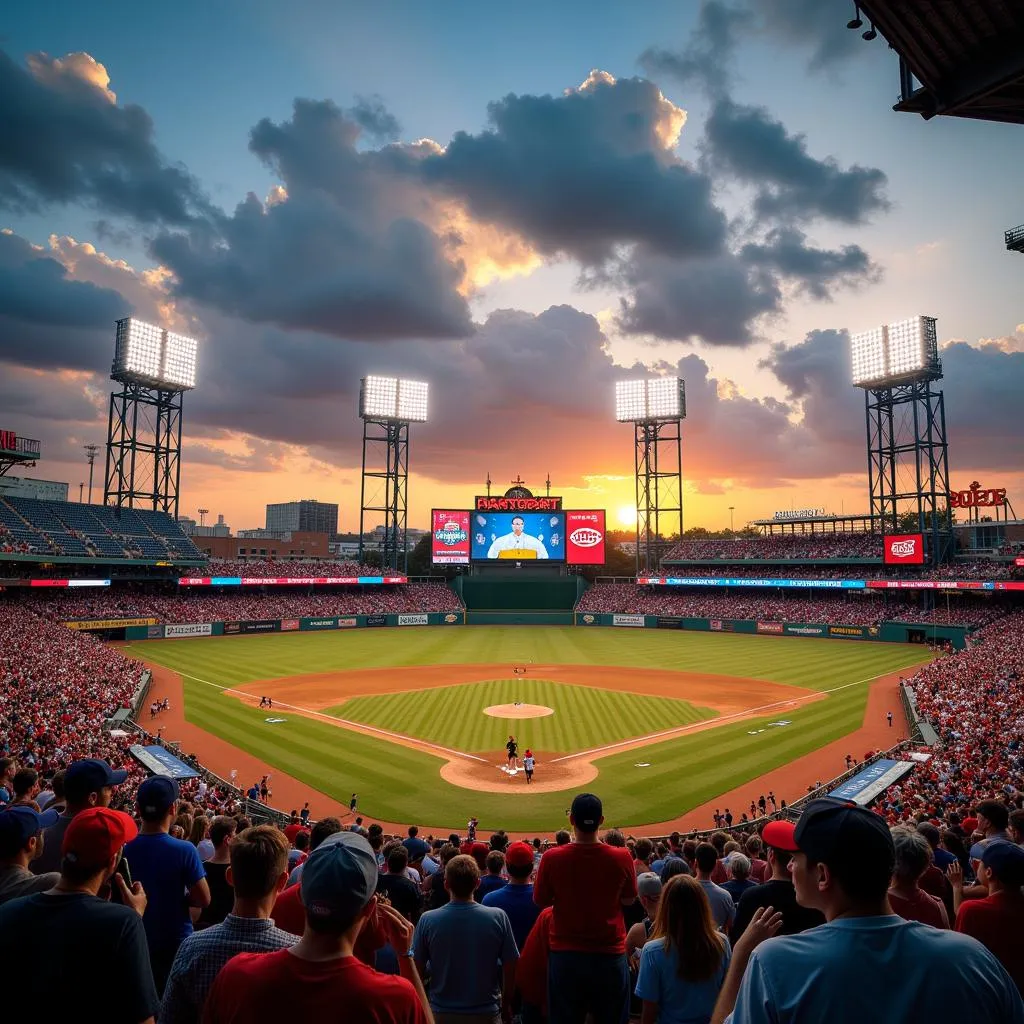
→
(160, 826, 298, 1023)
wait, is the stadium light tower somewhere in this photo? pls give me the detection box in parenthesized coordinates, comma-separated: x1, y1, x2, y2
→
(850, 315, 952, 564)
(615, 377, 686, 575)
(358, 376, 429, 573)
(104, 317, 198, 519)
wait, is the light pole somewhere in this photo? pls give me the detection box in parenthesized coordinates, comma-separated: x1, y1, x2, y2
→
(79, 482, 84, 502)
(83, 444, 99, 503)
(198, 508, 209, 527)
(728, 505, 735, 533)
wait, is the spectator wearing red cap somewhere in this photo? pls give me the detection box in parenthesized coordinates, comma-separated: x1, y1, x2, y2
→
(32, 757, 128, 875)
(483, 841, 541, 953)
(205, 832, 430, 1023)
(413, 854, 518, 1023)
(161, 826, 298, 1024)
(534, 793, 637, 1024)
(0, 805, 61, 903)
(730, 821, 824, 944)
(713, 799, 1024, 1024)
(0, 807, 158, 1023)
(125, 776, 210, 995)
(953, 841, 1024, 994)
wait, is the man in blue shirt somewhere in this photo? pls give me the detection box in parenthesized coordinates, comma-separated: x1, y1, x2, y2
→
(125, 776, 210, 996)
(414, 853, 518, 1021)
(403, 826, 431, 863)
(482, 841, 540, 952)
(713, 798, 1024, 1024)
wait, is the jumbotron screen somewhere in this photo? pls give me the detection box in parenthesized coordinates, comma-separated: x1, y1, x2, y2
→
(431, 509, 605, 564)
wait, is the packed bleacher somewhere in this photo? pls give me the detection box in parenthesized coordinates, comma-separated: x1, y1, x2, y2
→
(1, 593, 1024, 1019)
(663, 533, 884, 561)
(643, 560, 1022, 581)
(201, 559, 383, 578)
(576, 583, 1004, 627)
(0, 497, 203, 561)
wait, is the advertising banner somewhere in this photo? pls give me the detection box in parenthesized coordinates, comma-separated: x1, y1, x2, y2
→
(830, 759, 915, 806)
(303, 617, 338, 630)
(710, 619, 723, 631)
(656, 616, 682, 629)
(366, 615, 387, 627)
(475, 495, 562, 511)
(612, 614, 646, 627)
(639, 576, 865, 590)
(431, 509, 471, 565)
(240, 620, 280, 634)
(147, 625, 164, 639)
(178, 576, 407, 586)
(442, 612, 461, 624)
(578, 613, 598, 625)
(829, 625, 866, 638)
(338, 617, 359, 628)
(64, 617, 158, 631)
(756, 621, 784, 634)
(223, 622, 241, 634)
(471, 511, 566, 561)
(398, 613, 429, 626)
(281, 619, 300, 631)
(783, 624, 825, 636)
(164, 623, 213, 638)
(565, 510, 607, 564)
(128, 744, 200, 780)
(884, 533, 925, 565)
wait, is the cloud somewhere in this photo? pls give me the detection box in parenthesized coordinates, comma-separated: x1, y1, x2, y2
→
(0, 49, 211, 225)
(754, 0, 864, 72)
(347, 95, 401, 142)
(640, 1, 753, 97)
(704, 98, 889, 225)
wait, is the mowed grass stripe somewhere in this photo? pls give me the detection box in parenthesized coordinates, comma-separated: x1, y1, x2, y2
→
(332, 679, 717, 753)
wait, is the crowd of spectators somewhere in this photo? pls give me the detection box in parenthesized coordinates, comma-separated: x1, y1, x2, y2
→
(201, 559, 384, 578)
(576, 584, 1004, 627)
(644, 560, 1021, 581)
(16, 582, 463, 624)
(663, 534, 884, 561)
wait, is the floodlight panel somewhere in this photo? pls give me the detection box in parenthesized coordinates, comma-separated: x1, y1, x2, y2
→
(850, 326, 886, 386)
(396, 379, 429, 422)
(886, 317, 926, 378)
(360, 375, 399, 419)
(114, 318, 163, 380)
(647, 377, 683, 419)
(163, 331, 198, 389)
(615, 380, 647, 422)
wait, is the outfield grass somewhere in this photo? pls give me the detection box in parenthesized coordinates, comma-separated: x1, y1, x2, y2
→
(330, 678, 717, 753)
(123, 627, 932, 829)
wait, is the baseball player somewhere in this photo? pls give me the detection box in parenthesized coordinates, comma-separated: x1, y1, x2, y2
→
(506, 735, 519, 766)
(487, 516, 549, 559)
(523, 749, 535, 784)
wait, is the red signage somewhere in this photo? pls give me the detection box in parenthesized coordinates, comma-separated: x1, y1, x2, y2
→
(431, 509, 471, 565)
(474, 496, 562, 511)
(0, 429, 15, 451)
(1014, 557, 1024, 568)
(949, 482, 1006, 509)
(565, 510, 606, 564)
(883, 534, 925, 565)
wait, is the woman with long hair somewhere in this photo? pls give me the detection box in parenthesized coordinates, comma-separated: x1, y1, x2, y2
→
(635, 874, 731, 1024)
(188, 814, 209, 848)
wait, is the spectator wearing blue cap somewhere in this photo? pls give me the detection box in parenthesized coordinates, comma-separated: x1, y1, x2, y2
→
(125, 775, 210, 996)
(953, 841, 1024, 994)
(32, 757, 128, 875)
(205, 831, 431, 1023)
(0, 805, 61, 903)
(712, 799, 1024, 1024)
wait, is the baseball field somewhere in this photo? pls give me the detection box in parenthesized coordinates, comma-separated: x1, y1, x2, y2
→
(123, 626, 931, 831)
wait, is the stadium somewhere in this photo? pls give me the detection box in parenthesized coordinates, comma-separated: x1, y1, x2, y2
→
(2, 3, 1024, 1020)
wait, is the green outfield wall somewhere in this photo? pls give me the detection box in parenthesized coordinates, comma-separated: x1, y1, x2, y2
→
(454, 575, 586, 611)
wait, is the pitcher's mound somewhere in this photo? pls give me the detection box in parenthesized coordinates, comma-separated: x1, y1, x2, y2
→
(483, 703, 554, 719)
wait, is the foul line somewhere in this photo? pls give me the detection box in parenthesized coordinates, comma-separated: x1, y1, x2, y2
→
(177, 671, 487, 763)
(551, 673, 887, 763)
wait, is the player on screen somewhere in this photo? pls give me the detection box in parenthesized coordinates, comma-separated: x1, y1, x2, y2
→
(487, 515, 549, 559)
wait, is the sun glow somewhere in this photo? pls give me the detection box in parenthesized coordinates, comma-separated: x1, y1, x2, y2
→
(616, 505, 637, 527)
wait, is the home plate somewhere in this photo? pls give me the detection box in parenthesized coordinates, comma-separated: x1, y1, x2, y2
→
(500, 765, 521, 776)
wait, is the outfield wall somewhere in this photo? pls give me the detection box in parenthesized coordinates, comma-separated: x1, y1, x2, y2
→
(573, 612, 968, 648)
(123, 611, 465, 640)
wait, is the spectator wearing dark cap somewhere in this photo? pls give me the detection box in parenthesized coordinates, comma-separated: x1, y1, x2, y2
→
(534, 793, 638, 1024)
(730, 821, 823, 944)
(954, 841, 1024, 993)
(483, 841, 541, 953)
(713, 799, 1024, 1024)
(125, 776, 210, 995)
(32, 757, 128, 875)
(161, 826, 298, 1024)
(0, 807, 158, 1024)
(204, 832, 431, 1023)
(413, 854, 518, 1023)
(0, 805, 60, 903)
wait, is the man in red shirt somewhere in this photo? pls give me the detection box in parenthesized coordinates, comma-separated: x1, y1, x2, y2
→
(204, 832, 432, 1023)
(534, 793, 637, 1024)
(955, 841, 1024, 994)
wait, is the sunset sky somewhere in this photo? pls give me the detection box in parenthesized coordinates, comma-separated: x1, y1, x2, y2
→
(2, 0, 1023, 534)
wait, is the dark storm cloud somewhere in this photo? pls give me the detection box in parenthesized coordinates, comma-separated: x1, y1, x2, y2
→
(740, 228, 878, 299)
(419, 73, 727, 262)
(0, 50, 211, 225)
(755, 0, 864, 72)
(347, 95, 401, 142)
(704, 98, 889, 225)
(640, 0, 753, 96)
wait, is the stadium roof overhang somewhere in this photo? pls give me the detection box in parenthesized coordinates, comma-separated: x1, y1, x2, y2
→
(859, 1, 1024, 124)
